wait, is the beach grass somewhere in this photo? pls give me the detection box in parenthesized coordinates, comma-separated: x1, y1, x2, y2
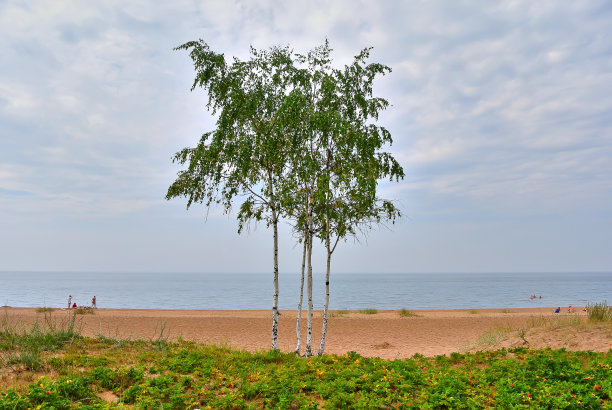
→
(398, 308, 420, 317)
(470, 323, 515, 349)
(329, 310, 348, 318)
(586, 301, 612, 322)
(74, 307, 95, 315)
(527, 314, 583, 329)
(35, 307, 55, 313)
(358, 308, 378, 314)
(0, 315, 610, 408)
(0, 311, 80, 372)
(466, 314, 590, 352)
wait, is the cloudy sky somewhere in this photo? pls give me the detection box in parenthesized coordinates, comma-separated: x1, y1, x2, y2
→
(1, 0, 611, 274)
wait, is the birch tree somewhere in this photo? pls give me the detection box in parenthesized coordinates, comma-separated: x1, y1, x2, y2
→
(166, 41, 304, 350)
(314, 46, 404, 355)
(167, 39, 404, 355)
(278, 43, 331, 356)
(288, 42, 404, 356)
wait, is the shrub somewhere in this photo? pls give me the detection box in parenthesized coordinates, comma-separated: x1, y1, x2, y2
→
(74, 307, 95, 315)
(399, 308, 420, 317)
(359, 308, 378, 315)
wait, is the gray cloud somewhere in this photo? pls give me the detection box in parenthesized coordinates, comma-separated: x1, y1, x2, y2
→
(1, 0, 610, 272)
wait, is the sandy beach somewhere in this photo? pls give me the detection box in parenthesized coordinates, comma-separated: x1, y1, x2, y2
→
(2, 307, 610, 359)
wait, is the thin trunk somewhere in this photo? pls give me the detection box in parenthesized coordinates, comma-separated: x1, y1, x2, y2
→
(294, 232, 308, 354)
(267, 167, 279, 351)
(304, 216, 314, 357)
(318, 146, 333, 356)
(317, 222, 332, 355)
(271, 206, 279, 350)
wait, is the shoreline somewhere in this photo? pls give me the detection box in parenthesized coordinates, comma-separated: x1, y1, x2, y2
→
(3, 306, 605, 359)
(1, 306, 577, 313)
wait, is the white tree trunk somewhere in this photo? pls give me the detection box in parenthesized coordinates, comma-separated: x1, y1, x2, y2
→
(304, 217, 314, 357)
(317, 227, 332, 355)
(271, 207, 279, 350)
(294, 233, 307, 354)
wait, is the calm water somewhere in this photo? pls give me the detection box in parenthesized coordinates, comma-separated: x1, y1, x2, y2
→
(1, 271, 610, 310)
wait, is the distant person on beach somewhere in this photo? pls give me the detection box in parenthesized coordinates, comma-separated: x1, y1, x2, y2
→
(568, 305, 574, 313)
(68, 295, 72, 309)
(554, 307, 560, 313)
(72, 302, 77, 309)
(92, 296, 97, 309)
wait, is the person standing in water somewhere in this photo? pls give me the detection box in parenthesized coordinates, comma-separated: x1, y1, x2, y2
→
(92, 296, 97, 309)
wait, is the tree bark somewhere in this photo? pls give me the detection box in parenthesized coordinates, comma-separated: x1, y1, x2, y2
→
(317, 223, 332, 355)
(271, 200, 280, 350)
(304, 216, 314, 357)
(294, 232, 308, 354)
(317, 146, 333, 355)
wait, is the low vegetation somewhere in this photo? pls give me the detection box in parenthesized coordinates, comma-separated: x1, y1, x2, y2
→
(1, 314, 610, 408)
(587, 301, 612, 322)
(465, 312, 608, 353)
(74, 307, 95, 315)
(399, 308, 420, 318)
(528, 315, 583, 329)
(0, 312, 79, 373)
(470, 324, 515, 350)
(358, 308, 378, 315)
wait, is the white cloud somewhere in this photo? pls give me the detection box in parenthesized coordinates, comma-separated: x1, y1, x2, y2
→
(378, 1, 612, 217)
(0, 82, 40, 114)
(1, 0, 611, 272)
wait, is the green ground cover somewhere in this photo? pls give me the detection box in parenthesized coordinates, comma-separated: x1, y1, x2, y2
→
(0, 316, 611, 408)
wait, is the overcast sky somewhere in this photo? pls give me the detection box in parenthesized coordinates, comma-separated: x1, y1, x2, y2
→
(1, 0, 611, 274)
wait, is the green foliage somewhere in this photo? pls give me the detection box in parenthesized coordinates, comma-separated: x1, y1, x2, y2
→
(168, 39, 405, 354)
(167, 40, 300, 229)
(359, 308, 378, 314)
(74, 307, 95, 315)
(587, 301, 612, 322)
(1, 330, 611, 408)
(35, 307, 55, 313)
(167, 38, 311, 350)
(0, 311, 80, 371)
(399, 308, 420, 317)
(167, 39, 403, 243)
(1, 376, 96, 408)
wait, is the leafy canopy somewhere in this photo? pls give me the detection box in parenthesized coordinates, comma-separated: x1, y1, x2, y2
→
(166, 40, 308, 231)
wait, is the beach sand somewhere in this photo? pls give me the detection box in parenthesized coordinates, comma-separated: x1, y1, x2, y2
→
(2, 307, 610, 359)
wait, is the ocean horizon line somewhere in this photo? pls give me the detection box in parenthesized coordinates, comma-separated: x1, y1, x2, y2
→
(3, 271, 610, 311)
(3, 306, 569, 312)
(3, 270, 611, 275)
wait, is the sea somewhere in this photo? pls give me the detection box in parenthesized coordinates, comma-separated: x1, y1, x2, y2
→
(1, 271, 610, 311)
